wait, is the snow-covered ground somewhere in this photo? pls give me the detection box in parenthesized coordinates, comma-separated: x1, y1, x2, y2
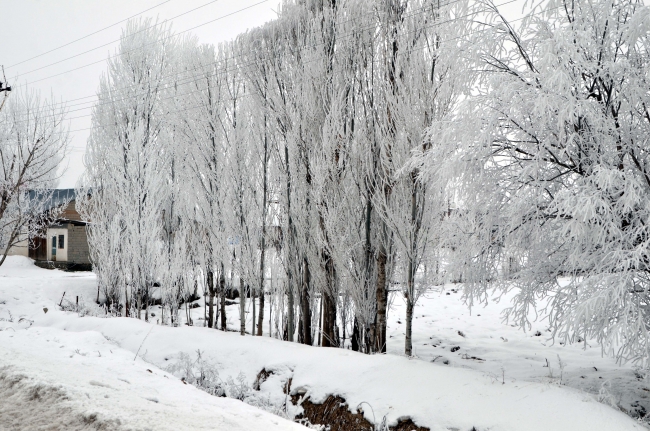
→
(0, 256, 645, 430)
(386, 289, 650, 422)
(0, 328, 305, 431)
(0, 258, 305, 431)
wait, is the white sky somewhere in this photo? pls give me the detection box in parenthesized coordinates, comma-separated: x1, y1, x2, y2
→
(0, 0, 278, 188)
(0, 0, 523, 189)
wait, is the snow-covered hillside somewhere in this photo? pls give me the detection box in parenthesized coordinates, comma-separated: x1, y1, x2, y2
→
(0, 328, 305, 431)
(0, 258, 305, 431)
(0, 257, 644, 431)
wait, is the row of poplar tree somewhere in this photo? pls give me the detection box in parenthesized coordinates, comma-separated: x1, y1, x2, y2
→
(78, 0, 650, 363)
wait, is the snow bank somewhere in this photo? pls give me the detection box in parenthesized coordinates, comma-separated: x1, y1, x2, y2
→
(0, 327, 305, 431)
(386, 288, 650, 421)
(44, 318, 641, 431)
(0, 257, 644, 431)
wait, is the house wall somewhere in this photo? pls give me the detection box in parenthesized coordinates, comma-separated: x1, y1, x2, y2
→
(47, 227, 68, 262)
(67, 225, 91, 264)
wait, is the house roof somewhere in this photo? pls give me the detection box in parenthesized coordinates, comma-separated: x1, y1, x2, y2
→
(28, 189, 76, 212)
(52, 219, 87, 227)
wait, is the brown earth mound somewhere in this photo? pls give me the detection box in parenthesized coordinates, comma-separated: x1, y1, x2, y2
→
(255, 367, 429, 430)
(291, 393, 429, 431)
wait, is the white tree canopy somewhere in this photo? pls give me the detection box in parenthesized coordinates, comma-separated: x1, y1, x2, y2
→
(419, 0, 650, 364)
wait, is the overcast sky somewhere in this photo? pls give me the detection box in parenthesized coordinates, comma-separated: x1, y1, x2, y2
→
(1, 0, 278, 188)
(1, 0, 523, 189)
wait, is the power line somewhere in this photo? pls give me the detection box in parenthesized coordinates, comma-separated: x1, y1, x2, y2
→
(17, 0, 628, 125)
(37, 1, 566, 139)
(11, 0, 581, 131)
(9, 0, 454, 103)
(7, 0, 480, 119)
(13, 0, 226, 78)
(17, 0, 612, 132)
(14, 0, 269, 89)
(6, 0, 175, 70)
(6, 0, 456, 124)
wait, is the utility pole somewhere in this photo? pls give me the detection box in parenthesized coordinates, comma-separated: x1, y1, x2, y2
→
(0, 65, 11, 112)
(0, 76, 10, 112)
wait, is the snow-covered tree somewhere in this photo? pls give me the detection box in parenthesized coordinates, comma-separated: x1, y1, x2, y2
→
(0, 90, 69, 266)
(79, 19, 174, 319)
(421, 0, 650, 364)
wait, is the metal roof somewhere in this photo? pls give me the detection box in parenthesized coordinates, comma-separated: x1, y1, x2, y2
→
(28, 189, 76, 212)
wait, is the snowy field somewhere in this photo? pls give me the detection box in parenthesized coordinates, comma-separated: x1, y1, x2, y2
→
(0, 256, 645, 431)
(0, 258, 305, 431)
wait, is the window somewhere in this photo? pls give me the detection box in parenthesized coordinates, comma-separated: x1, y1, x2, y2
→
(58, 235, 64, 249)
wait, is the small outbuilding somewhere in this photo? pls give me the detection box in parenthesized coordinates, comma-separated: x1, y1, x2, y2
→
(9, 189, 92, 271)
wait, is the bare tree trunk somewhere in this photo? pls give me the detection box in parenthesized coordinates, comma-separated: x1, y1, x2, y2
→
(405, 293, 414, 356)
(219, 263, 227, 331)
(318, 294, 323, 346)
(137, 289, 142, 320)
(375, 245, 387, 353)
(251, 287, 256, 336)
(322, 291, 337, 347)
(240, 277, 246, 335)
(125, 284, 130, 318)
(287, 278, 295, 341)
(257, 114, 268, 336)
(284, 143, 296, 342)
(300, 257, 312, 345)
(405, 170, 421, 356)
(207, 269, 215, 328)
(322, 256, 337, 347)
(214, 287, 220, 328)
(203, 285, 207, 327)
(268, 275, 273, 337)
(341, 294, 348, 348)
(257, 287, 265, 336)
(405, 250, 415, 354)
(351, 316, 360, 351)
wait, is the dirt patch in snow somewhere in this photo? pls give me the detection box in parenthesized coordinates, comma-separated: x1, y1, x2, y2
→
(0, 366, 121, 431)
(291, 393, 429, 431)
(391, 419, 430, 431)
(253, 368, 274, 390)
(293, 394, 374, 431)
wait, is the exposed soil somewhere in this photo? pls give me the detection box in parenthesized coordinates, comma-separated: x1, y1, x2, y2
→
(293, 394, 374, 431)
(291, 393, 429, 431)
(253, 368, 274, 391)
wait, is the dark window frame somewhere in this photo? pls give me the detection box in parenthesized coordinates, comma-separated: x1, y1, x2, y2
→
(58, 235, 64, 249)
